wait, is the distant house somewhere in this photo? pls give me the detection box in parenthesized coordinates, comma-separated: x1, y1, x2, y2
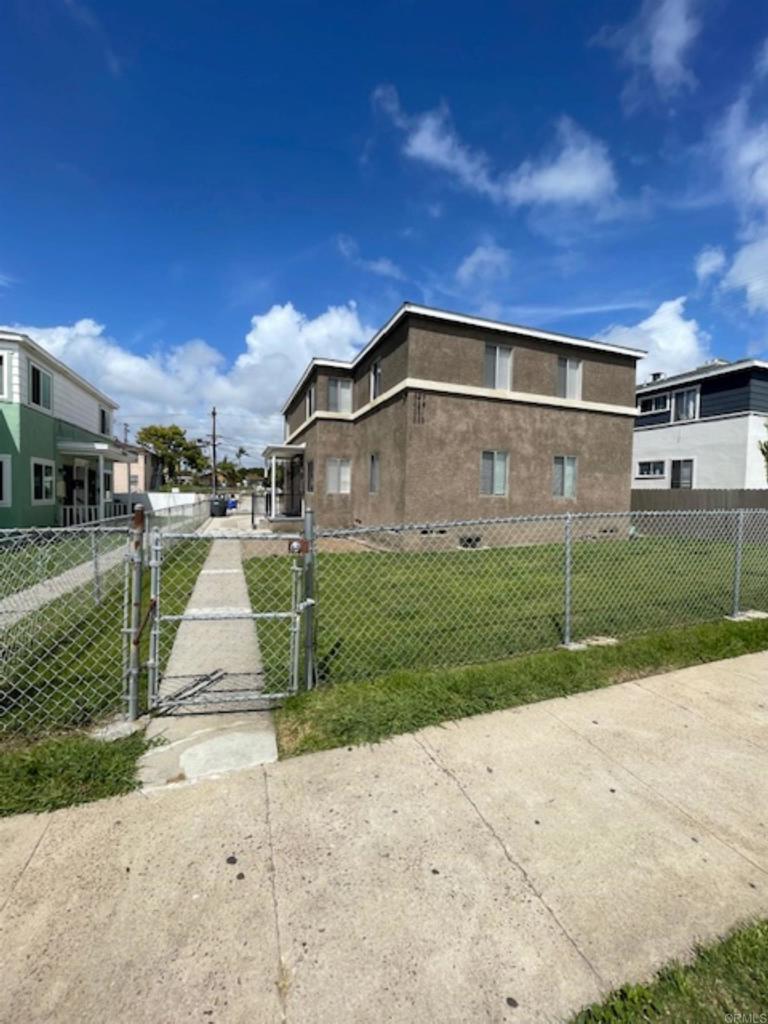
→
(262, 303, 644, 528)
(634, 359, 768, 490)
(112, 443, 163, 495)
(0, 329, 132, 528)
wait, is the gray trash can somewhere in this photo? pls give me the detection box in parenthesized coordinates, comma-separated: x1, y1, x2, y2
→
(210, 497, 227, 517)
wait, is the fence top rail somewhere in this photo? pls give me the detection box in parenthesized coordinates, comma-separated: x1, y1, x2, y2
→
(314, 506, 768, 538)
(156, 529, 301, 540)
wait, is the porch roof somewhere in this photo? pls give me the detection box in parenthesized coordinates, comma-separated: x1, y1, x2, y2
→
(57, 440, 133, 463)
(262, 443, 306, 460)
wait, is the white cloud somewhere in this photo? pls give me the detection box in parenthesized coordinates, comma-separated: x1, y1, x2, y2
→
(722, 235, 768, 312)
(373, 86, 617, 210)
(337, 234, 405, 280)
(715, 96, 768, 215)
(8, 302, 370, 457)
(455, 242, 512, 287)
(694, 245, 726, 282)
(595, 0, 701, 107)
(599, 296, 710, 377)
(0, 273, 14, 289)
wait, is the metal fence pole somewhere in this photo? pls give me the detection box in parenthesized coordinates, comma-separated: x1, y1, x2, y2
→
(563, 512, 573, 646)
(147, 528, 162, 709)
(303, 507, 316, 689)
(732, 508, 745, 618)
(127, 506, 145, 720)
(91, 529, 102, 605)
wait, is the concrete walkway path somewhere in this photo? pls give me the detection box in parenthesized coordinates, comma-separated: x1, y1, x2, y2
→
(158, 510, 265, 707)
(2, 651, 768, 1023)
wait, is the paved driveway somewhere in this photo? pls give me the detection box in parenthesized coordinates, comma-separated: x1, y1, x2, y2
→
(2, 652, 767, 1023)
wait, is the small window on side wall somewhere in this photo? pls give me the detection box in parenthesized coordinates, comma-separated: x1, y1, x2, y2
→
(370, 361, 382, 401)
(328, 378, 352, 413)
(31, 459, 55, 504)
(306, 384, 316, 418)
(556, 357, 581, 400)
(326, 457, 351, 494)
(638, 460, 665, 478)
(553, 455, 577, 498)
(480, 450, 508, 495)
(305, 459, 315, 493)
(484, 344, 512, 389)
(369, 453, 380, 494)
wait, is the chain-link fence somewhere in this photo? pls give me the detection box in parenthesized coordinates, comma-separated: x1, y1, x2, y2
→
(0, 499, 210, 740)
(301, 509, 768, 686)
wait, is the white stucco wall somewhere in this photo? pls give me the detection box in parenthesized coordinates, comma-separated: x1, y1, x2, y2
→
(632, 413, 768, 489)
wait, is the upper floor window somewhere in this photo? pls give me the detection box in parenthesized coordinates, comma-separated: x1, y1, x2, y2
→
(0, 353, 7, 398)
(306, 384, 316, 418)
(672, 388, 698, 422)
(484, 343, 512, 390)
(370, 360, 382, 401)
(99, 407, 111, 435)
(30, 363, 52, 411)
(328, 377, 352, 413)
(553, 455, 577, 498)
(326, 457, 351, 494)
(557, 357, 582, 401)
(638, 394, 669, 414)
(480, 450, 508, 496)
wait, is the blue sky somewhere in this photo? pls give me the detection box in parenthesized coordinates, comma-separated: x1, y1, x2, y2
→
(2, 0, 768, 456)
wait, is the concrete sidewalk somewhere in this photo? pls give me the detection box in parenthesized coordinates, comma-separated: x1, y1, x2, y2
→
(2, 651, 767, 1023)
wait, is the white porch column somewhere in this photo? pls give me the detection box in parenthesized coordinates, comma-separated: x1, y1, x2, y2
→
(271, 454, 277, 518)
(97, 453, 105, 521)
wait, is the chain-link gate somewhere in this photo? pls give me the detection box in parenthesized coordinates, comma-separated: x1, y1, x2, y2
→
(141, 522, 315, 714)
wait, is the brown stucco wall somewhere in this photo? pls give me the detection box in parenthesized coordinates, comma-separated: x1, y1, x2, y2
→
(352, 320, 409, 411)
(406, 317, 636, 407)
(401, 391, 633, 522)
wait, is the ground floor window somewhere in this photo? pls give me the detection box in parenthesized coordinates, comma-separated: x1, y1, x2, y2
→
(369, 453, 380, 494)
(637, 460, 665, 478)
(326, 457, 351, 494)
(0, 454, 11, 507)
(103, 470, 113, 498)
(553, 455, 577, 498)
(31, 458, 55, 504)
(480, 450, 508, 495)
(671, 458, 693, 489)
(305, 459, 314, 493)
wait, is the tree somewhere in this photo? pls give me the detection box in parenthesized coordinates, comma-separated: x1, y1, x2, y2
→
(136, 424, 208, 483)
(760, 427, 768, 481)
(235, 446, 248, 465)
(217, 458, 240, 488)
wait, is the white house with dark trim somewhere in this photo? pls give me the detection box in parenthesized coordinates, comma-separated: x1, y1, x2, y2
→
(633, 359, 768, 490)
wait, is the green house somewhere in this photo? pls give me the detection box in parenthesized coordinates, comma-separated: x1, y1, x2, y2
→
(0, 329, 132, 529)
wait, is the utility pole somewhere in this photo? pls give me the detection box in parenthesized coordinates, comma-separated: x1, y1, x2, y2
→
(123, 423, 129, 444)
(211, 406, 218, 495)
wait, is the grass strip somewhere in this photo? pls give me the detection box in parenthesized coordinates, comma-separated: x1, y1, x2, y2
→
(0, 730, 150, 816)
(571, 918, 768, 1022)
(276, 616, 768, 757)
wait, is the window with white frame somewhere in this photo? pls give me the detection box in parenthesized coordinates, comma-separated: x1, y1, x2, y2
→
(671, 458, 693, 489)
(370, 360, 382, 401)
(556, 357, 582, 400)
(0, 353, 7, 398)
(553, 455, 577, 498)
(326, 457, 351, 494)
(369, 452, 380, 494)
(672, 388, 698, 422)
(305, 459, 314, 493)
(306, 384, 316, 418)
(480, 450, 508, 495)
(0, 454, 11, 507)
(328, 377, 352, 413)
(31, 458, 55, 504)
(639, 394, 669, 414)
(103, 470, 113, 498)
(637, 460, 665, 478)
(99, 407, 111, 435)
(30, 363, 52, 411)
(484, 343, 512, 390)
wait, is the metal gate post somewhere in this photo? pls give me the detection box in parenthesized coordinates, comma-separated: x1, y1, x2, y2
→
(563, 513, 573, 646)
(147, 528, 163, 709)
(127, 507, 145, 720)
(289, 556, 302, 692)
(303, 508, 316, 689)
(732, 508, 745, 618)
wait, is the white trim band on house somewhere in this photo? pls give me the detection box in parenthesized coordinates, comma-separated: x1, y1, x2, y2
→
(281, 302, 647, 413)
(283, 376, 639, 444)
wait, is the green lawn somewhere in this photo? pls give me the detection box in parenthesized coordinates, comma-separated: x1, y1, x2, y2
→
(571, 919, 768, 1023)
(245, 533, 768, 689)
(0, 730, 151, 816)
(0, 539, 210, 739)
(0, 529, 128, 601)
(276, 616, 768, 756)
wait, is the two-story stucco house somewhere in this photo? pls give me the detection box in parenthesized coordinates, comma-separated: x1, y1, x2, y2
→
(633, 359, 768, 490)
(0, 329, 131, 528)
(262, 303, 644, 528)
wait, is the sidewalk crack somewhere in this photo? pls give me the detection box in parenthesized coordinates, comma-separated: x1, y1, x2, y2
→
(0, 817, 51, 919)
(263, 765, 289, 1022)
(412, 733, 606, 989)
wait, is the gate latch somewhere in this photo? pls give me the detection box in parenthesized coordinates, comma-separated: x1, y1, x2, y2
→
(288, 538, 309, 555)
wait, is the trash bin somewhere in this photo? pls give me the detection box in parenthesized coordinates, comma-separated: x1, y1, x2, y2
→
(210, 497, 227, 517)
